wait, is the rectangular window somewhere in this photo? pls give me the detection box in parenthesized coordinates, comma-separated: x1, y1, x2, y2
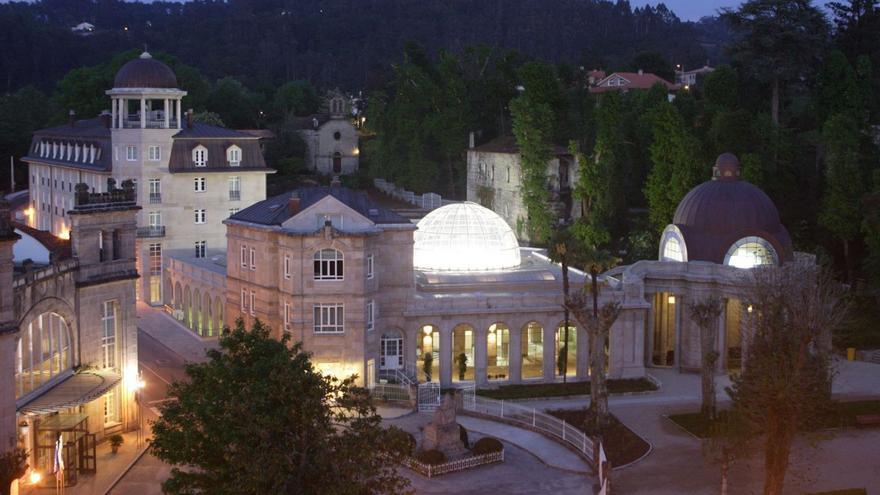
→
(249, 248, 256, 271)
(250, 290, 256, 316)
(229, 208, 240, 217)
(126, 145, 137, 161)
(366, 254, 374, 280)
(284, 302, 292, 327)
(366, 300, 374, 332)
(148, 145, 161, 161)
(149, 178, 161, 197)
(194, 209, 206, 224)
(101, 300, 118, 369)
(284, 255, 291, 279)
(228, 148, 241, 167)
(193, 147, 207, 167)
(149, 211, 161, 227)
(313, 249, 343, 280)
(194, 177, 206, 192)
(240, 245, 247, 267)
(313, 304, 344, 333)
(148, 243, 162, 276)
(228, 176, 241, 201)
(194, 240, 206, 258)
(240, 288, 247, 312)
(104, 388, 119, 427)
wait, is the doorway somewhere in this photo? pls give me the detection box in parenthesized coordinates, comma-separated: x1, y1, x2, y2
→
(380, 331, 403, 371)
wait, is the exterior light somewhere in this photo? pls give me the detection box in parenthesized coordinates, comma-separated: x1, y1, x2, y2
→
(668, 295, 676, 305)
(360, 116, 366, 124)
(488, 330, 497, 347)
(747, 304, 753, 314)
(58, 226, 70, 240)
(422, 326, 432, 335)
(24, 207, 34, 217)
(29, 471, 41, 484)
(353, 148, 359, 156)
(422, 334, 432, 347)
(684, 84, 690, 91)
(125, 363, 140, 390)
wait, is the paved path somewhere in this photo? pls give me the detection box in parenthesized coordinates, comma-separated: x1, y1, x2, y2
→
(136, 302, 219, 362)
(457, 416, 590, 473)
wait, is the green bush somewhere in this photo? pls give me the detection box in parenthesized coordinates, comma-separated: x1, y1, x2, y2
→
(472, 437, 503, 455)
(414, 449, 447, 466)
(459, 424, 469, 448)
(404, 433, 417, 455)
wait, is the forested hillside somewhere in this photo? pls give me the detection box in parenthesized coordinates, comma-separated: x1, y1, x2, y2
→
(0, 0, 727, 93)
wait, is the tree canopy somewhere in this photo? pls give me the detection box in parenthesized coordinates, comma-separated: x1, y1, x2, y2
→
(150, 319, 412, 495)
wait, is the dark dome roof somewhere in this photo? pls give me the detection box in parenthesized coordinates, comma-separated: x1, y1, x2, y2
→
(670, 153, 793, 264)
(113, 52, 178, 89)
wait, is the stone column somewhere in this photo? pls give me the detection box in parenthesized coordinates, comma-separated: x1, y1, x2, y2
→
(474, 325, 487, 387)
(164, 98, 170, 129)
(673, 293, 682, 370)
(509, 323, 522, 384)
(717, 303, 727, 373)
(439, 324, 452, 387)
(176, 100, 182, 129)
(140, 98, 146, 128)
(111, 98, 117, 129)
(542, 321, 556, 381)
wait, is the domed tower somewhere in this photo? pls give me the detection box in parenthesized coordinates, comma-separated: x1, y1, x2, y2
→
(658, 153, 793, 268)
(107, 51, 186, 132)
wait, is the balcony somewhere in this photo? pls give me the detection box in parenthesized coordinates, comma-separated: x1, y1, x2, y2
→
(149, 193, 161, 204)
(229, 190, 241, 201)
(137, 226, 166, 238)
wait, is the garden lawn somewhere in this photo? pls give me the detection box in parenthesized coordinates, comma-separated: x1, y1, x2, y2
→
(546, 409, 650, 467)
(668, 400, 880, 439)
(477, 378, 656, 400)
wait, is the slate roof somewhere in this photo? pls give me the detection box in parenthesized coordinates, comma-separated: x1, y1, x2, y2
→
(230, 187, 410, 226)
(290, 114, 332, 130)
(24, 118, 112, 172)
(113, 52, 178, 89)
(32, 118, 110, 139)
(471, 135, 571, 156)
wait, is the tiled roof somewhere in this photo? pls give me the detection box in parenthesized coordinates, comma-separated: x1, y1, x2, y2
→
(33, 118, 111, 139)
(230, 186, 410, 226)
(590, 72, 678, 93)
(471, 135, 571, 156)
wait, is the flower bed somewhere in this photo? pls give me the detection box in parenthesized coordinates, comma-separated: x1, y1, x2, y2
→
(404, 450, 504, 478)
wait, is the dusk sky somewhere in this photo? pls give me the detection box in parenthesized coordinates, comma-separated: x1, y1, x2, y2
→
(629, 1, 744, 20)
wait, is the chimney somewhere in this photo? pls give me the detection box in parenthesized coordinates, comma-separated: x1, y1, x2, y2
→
(186, 108, 194, 128)
(99, 110, 112, 128)
(638, 69, 643, 75)
(288, 193, 301, 216)
(469, 131, 475, 149)
(68, 109, 76, 127)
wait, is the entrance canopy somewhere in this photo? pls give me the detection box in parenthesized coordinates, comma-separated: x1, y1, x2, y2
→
(16, 370, 121, 415)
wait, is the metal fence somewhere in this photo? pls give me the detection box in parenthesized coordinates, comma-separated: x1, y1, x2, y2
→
(405, 450, 504, 478)
(462, 395, 594, 465)
(369, 383, 410, 402)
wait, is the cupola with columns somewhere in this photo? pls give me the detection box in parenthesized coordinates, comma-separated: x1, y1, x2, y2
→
(105, 52, 187, 130)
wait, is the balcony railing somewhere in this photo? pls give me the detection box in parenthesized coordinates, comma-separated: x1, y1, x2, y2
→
(149, 193, 161, 204)
(229, 190, 241, 201)
(122, 118, 179, 129)
(137, 226, 166, 238)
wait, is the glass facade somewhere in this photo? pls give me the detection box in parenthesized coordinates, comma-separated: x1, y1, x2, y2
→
(15, 312, 72, 399)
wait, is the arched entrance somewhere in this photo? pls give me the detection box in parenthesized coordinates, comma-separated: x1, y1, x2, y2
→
(521, 321, 544, 379)
(416, 325, 439, 382)
(332, 152, 342, 174)
(487, 322, 510, 381)
(380, 330, 403, 371)
(452, 323, 475, 382)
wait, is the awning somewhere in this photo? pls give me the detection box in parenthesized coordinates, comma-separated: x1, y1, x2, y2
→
(16, 370, 121, 415)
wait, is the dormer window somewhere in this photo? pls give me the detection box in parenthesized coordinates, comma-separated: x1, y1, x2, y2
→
(227, 145, 241, 167)
(193, 145, 208, 167)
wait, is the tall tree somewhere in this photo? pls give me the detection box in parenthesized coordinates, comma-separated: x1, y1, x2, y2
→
(644, 102, 704, 233)
(688, 296, 724, 421)
(862, 170, 880, 286)
(151, 319, 412, 495)
(819, 113, 867, 282)
(727, 264, 847, 495)
(510, 61, 561, 244)
(722, 0, 829, 124)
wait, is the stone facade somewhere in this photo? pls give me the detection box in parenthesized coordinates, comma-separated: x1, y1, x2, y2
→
(465, 137, 581, 243)
(1, 189, 139, 490)
(297, 95, 359, 176)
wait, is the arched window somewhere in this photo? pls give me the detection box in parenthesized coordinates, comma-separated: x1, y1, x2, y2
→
(226, 145, 241, 167)
(15, 312, 72, 399)
(416, 325, 439, 382)
(724, 236, 778, 269)
(313, 249, 343, 280)
(192, 145, 208, 167)
(521, 322, 544, 380)
(556, 323, 577, 377)
(487, 323, 509, 381)
(452, 324, 475, 382)
(662, 236, 684, 262)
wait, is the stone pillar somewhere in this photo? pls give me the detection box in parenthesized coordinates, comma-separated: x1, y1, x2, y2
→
(164, 98, 170, 129)
(475, 325, 487, 387)
(509, 323, 522, 384)
(542, 322, 556, 381)
(176, 100, 182, 129)
(673, 293, 682, 370)
(0, 212, 20, 453)
(140, 98, 146, 129)
(404, 327, 417, 377)
(717, 303, 727, 373)
(111, 98, 117, 129)
(577, 324, 589, 379)
(439, 324, 452, 387)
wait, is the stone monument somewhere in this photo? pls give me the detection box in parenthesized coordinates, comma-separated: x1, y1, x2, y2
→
(422, 392, 468, 458)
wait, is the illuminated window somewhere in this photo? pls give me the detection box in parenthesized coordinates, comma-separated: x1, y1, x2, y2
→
(313, 249, 343, 280)
(314, 304, 344, 333)
(14, 313, 72, 399)
(724, 236, 778, 269)
(101, 301, 118, 369)
(662, 236, 684, 262)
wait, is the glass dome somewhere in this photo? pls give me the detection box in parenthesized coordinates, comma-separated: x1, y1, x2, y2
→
(414, 202, 521, 272)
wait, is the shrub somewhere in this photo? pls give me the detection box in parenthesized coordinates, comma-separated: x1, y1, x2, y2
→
(108, 434, 124, 448)
(472, 437, 503, 455)
(404, 433, 417, 455)
(459, 424, 469, 448)
(414, 449, 447, 466)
